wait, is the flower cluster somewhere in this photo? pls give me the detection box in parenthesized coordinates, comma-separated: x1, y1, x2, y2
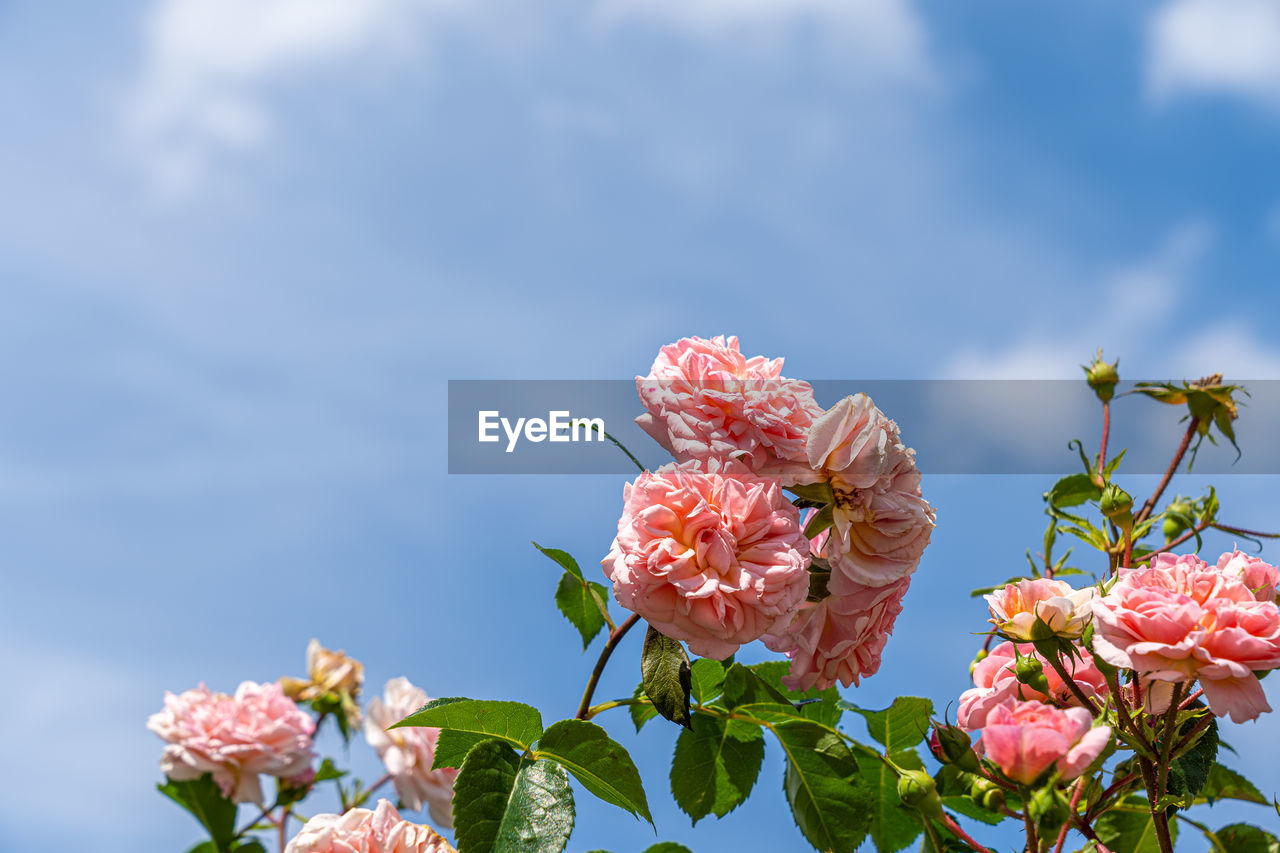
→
(606, 336, 935, 687)
(285, 800, 456, 853)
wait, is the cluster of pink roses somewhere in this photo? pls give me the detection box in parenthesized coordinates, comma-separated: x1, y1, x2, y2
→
(604, 335, 935, 689)
(955, 549, 1280, 786)
(149, 642, 459, 847)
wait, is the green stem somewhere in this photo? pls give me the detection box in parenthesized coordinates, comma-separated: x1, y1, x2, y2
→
(1043, 651, 1099, 717)
(594, 427, 646, 473)
(575, 613, 641, 720)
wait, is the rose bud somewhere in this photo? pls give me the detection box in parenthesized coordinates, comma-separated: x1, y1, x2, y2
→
(896, 769, 943, 819)
(931, 723, 981, 773)
(1083, 352, 1119, 403)
(1028, 786, 1071, 835)
(1014, 651, 1052, 696)
(968, 777, 1006, 813)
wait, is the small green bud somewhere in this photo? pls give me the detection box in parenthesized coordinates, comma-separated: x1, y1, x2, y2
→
(1027, 785, 1071, 834)
(896, 769, 943, 819)
(930, 724, 981, 773)
(1014, 651, 1052, 695)
(968, 777, 1006, 813)
(1100, 483, 1134, 531)
(1083, 351, 1120, 403)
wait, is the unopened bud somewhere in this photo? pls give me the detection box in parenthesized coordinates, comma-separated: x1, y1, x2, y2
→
(1028, 786, 1071, 834)
(896, 769, 943, 819)
(1100, 483, 1134, 529)
(968, 777, 1006, 813)
(931, 724, 981, 773)
(1014, 652, 1052, 696)
(1083, 352, 1119, 403)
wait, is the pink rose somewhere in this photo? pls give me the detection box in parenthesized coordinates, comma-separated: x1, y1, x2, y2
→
(148, 681, 315, 804)
(976, 700, 1111, 785)
(285, 799, 455, 853)
(1217, 550, 1280, 602)
(364, 679, 459, 828)
(957, 641, 1109, 730)
(763, 575, 910, 691)
(602, 459, 811, 659)
(799, 395, 935, 589)
(985, 578, 1096, 641)
(635, 336, 822, 480)
(1091, 555, 1280, 723)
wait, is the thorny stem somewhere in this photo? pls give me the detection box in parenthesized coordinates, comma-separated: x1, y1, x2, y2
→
(1136, 422, 1197, 525)
(1145, 521, 1212, 559)
(1023, 808, 1040, 853)
(1052, 778, 1087, 853)
(1137, 755, 1176, 853)
(940, 812, 995, 853)
(1155, 682, 1186, 802)
(1103, 669, 1154, 755)
(1096, 401, 1111, 487)
(1072, 816, 1116, 853)
(1042, 651, 1100, 717)
(1086, 772, 1140, 823)
(1171, 711, 1215, 755)
(1179, 687, 1205, 710)
(576, 613, 641, 720)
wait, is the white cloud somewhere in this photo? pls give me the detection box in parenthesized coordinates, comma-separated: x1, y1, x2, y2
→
(1147, 0, 1280, 105)
(125, 0, 464, 196)
(592, 0, 934, 85)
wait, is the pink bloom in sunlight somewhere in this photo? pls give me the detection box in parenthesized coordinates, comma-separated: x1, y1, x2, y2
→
(1091, 554, 1280, 723)
(985, 578, 1096, 641)
(977, 700, 1111, 785)
(763, 575, 911, 691)
(148, 681, 315, 804)
(365, 679, 458, 828)
(1217, 550, 1280, 602)
(603, 459, 811, 659)
(799, 395, 935, 589)
(635, 335, 822, 480)
(285, 799, 456, 853)
(957, 641, 1109, 731)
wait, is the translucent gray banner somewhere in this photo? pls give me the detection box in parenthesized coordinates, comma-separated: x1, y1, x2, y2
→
(447, 380, 1276, 474)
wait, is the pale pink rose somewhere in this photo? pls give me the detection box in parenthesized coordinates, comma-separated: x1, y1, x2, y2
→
(957, 641, 1109, 730)
(635, 336, 822, 480)
(1092, 555, 1280, 723)
(364, 679, 458, 828)
(976, 700, 1111, 785)
(285, 799, 455, 853)
(1217, 550, 1280, 602)
(797, 395, 935, 589)
(148, 681, 315, 804)
(985, 578, 1096, 641)
(602, 459, 811, 659)
(763, 575, 911, 691)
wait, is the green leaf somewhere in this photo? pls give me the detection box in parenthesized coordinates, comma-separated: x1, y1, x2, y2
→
(157, 774, 238, 851)
(1200, 764, 1267, 805)
(842, 696, 933, 753)
(643, 845, 694, 853)
(803, 504, 835, 538)
(1217, 824, 1280, 853)
(534, 719, 653, 824)
(186, 844, 218, 853)
(641, 625, 693, 729)
(533, 542, 583, 580)
(315, 757, 346, 783)
(1168, 714, 1217, 800)
(1047, 473, 1102, 508)
(1094, 798, 1177, 853)
(555, 572, 608, 649)
(854, 749, 924, 853)
(452, 739, 575, 853)
(773, 719, 873, 853)
(721, 662, 794, 710)
(670, 712, 765, 824)
(628, 682, 659, 732)
(229, 843, 266, 853)
(690, 659, 726, 705)
(747, 661, 842, 727)
(392, 698, 544, 770)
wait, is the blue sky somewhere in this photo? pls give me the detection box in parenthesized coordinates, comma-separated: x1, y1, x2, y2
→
(4, 0, 1280, 850)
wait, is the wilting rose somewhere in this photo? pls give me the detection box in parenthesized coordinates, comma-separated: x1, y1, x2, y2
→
(764, 575, 910, 691)
(281, 639, 365, 728)
(364, 679, 458, 828)
(1217, 550, 1280, 602)
(976, 700, 1111, 785)
(148, 681, 315, 804)
(957, 641, 1109, 730)
(285, 799, 455, 853)
(797, 395, 935, 589)
(985, 579, 1096, 641)
(1091, 555, 1280, 723)
(635, 335, 822, 479)
(602, 459, 810, 659)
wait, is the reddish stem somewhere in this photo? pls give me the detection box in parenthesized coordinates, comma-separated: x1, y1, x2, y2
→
(576, 613, 641, 720)
(940, 812, 994, 853)
(1136, 422, 1197, 525)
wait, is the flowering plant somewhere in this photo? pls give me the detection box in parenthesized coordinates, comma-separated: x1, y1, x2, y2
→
(151, 340, 1279, 853)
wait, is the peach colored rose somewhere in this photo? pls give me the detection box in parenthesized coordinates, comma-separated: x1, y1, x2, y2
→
(285, 799, 455, 853)
(1091, 555, 1280, 723)
(798, 395, 935, 589)
(602, 459, 811, 659)
(1217, 550, 1280, 602)
(957, 641, 1109, 730)
(976, 700, 1111, 785)
(364, 679, 458, 828)
(635, 336, 822, 480)
(148, 681, 315, 804)
(985, 579, 1096, 641)
(763, 575, 910, 691)
(281, 639, 365, 729)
